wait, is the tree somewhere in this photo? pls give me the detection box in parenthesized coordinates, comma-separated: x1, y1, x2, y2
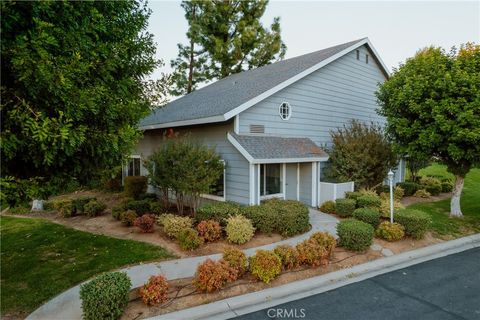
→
(170, 0, 286, 95)
(328, 120, 398, 189)
(376, 43, 480, 217)
(1, 0, 162, 184)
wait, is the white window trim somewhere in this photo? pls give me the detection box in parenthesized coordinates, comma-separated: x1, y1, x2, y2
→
(201, 160, 226, 202)
(278, 101, 292, 121)
(122, 155, 142, 185)
(259, 163, 284, 200)
(260, 193, 284, 200)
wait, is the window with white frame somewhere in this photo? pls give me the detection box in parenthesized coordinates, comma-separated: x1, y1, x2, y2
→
(278, 102, 291, 120)
(126, 156, 141, 176)
(260, 164, 282, 196)
(205, 160, 226, 200)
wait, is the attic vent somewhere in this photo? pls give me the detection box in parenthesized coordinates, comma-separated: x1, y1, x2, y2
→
(249, 124, 265, 134)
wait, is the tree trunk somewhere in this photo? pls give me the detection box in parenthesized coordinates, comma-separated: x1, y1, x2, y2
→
(450, 175, 464, 217)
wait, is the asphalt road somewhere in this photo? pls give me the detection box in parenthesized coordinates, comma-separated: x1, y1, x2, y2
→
(233, 247, 480, 320)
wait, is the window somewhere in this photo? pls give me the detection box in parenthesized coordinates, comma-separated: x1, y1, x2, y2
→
(278, 102, 291, 120)
(260, 164, 282, 196)
(356, 50, 360, 60)
(126, 156, 141, 176)
(204, 160, 226, 201)
(366, 54, 369, 64)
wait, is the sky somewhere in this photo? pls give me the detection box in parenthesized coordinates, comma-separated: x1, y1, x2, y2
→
(146, 0, 480, 80)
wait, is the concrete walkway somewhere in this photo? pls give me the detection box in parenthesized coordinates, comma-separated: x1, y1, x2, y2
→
(27, 209, 338, 320)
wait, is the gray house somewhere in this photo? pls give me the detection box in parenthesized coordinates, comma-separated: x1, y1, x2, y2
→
(130, 38, 405, 207)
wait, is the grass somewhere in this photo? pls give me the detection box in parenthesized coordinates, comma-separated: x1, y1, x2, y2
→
(407, 163, 480, 238)
(0, 216, 174, 317)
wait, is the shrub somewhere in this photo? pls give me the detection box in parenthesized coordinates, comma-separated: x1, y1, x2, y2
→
(43, 200, 55, 211)
(353, 207, 381, 227)
(139, 275, 169, 306)
(196, 220, 222, 242)
(296, 239, 329, 267)
(134, 214, 156, 233)
(379, 199, 405, 218)
(335, 198, 356, 217)
(223, 247, 248, 277)
(396, 182, 419, 196)
(309, 232, 337, 256)
(149, 202, 164, 215)
(336, 219, 374, 251)
(420, 176, 442, 196)
(193, 259, 236, 292)
(356, 195, 381, 209)
(124, 176, 147, 199)
(195, 202, 243, 226)
(345, 191, 362, 201)
(84, 200, 107, 217)
(376, 221, 405, 241)
(225, 215, 255, 244)
(273, 245, 299, 270)
(441, 181, 453, 193)
(177, 228, 204, 251)
(156, 213, 175, 226)
(79, 272, 131, 320)
(163, 215, 193, 238)
(358, 187, 379, 197)
(120, 210, 137, 226)
(124, 199, 152, 216)
(414, 189, 431, 198)
(243, 204, 277, 234)
(72, 196, 96, 215)
(395, 209, 431, 239)
(139, 193, 157, 201)
(394, 186, 405, 200)
(424, 184, 442, 196)
(53, 199, 74, 217)
(263, 199, 310, 237)
(112, 205, 124, 220)
(249, 250, 282, 283)
(319, 200, 336, 214)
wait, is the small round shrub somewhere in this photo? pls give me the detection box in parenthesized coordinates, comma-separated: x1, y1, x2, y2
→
(376, 221, 405, 242)
(296, 239, 328, 267)
(441, 181, 453, 193)
(163, 215, 193, 238)
(225, 215, 255, 244)
(176, 228, 204, 251)
(345, 191, 362, 201)
(80, 272, 131, 320)
(309, 232, 336, 256)
(84, 200, 107, 217)
(72, 196, 96, 214)
(319, 200, 336, 214)
(223, 247, 248, 277)
(195, 202, 243, 226)
(395, 209, 431, 239)
(193, 259, 236, 292)
(134, 214, 156, 233)
(156, 213, 175, 226)
(249, 250, 282, 283)
(273, 245, 300, 270)
(335, 198, 356, 217)
(53, 199, 74, 217)
(262, 199, 310, 237)
(396, 182, 419, 196)
(149, 202, 164, 215)
(414, 189, 431, 198)
(112, 205, 124, 220)
(420, 177, 442, 196)
(120, 210, 137, 226)
(424, 184, 442, 196)
(124, 199, 152, 216)
(379, 199, 405, 218)
(353, 207, 381, 227)
(336, 219, 374, 252)
(124, 176, 147, 199)
(139, 275, 169, 306)
(356, 195, 382, 209)
(196, 220, 222, 242)
(243, 204, 277, 234)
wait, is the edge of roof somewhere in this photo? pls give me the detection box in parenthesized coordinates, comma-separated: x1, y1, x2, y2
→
(140, 38, 389, 131)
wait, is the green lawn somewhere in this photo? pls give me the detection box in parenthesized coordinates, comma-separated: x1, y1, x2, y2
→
(0, 216, 173, 318)
(408, 164, 480, 238)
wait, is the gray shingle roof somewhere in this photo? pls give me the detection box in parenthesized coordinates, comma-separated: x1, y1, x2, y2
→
(140, 38, 368, 128)
(229, 133, 328, 160)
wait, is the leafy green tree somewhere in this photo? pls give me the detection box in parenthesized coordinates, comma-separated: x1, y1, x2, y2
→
(376, 43, 480, 217)
(170, 0, 286, 95)
(328, 120, 398, 189)
(1, 0, 161, 184)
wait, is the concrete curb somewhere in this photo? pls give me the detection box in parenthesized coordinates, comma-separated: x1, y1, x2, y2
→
(146, 233, 480, 320)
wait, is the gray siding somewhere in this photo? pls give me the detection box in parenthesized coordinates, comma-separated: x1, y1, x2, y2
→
(299, 163, 312, 205)
(135, 122, 250, 204)
(238, 45, 386, 147)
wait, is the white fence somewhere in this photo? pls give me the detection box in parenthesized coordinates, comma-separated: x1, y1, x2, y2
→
(319, 181, 354, 205)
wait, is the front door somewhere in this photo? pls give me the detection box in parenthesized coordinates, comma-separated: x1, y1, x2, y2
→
(285, 163, 298, 200)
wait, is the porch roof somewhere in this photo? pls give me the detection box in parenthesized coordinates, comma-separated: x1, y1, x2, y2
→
(227, 132, 329, 164)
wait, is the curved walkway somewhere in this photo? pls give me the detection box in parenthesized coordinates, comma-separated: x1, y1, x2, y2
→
(27, 209, 338, 320)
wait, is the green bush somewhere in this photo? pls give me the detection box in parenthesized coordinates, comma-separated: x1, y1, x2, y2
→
(124, 176, 147, 199)
(420, 176, 442, 196)
(84, 200, 107, 217)
(319, 200, 336, 214)
(263, 199, 310, 237)
(149, 202, 164, 215)
(356, 195, 381, 209)
(243, 204, 277, 234)
(163, 215, 193, 239)
(441, 181, 453, 193)
(396, 182, 419, 196)
(79, 272, 131, 320)
(53, 199, 75, 218)
(120, 210, 137, 226)
(414, 189, 431, 198)
(124, 199, 151, 216)
(43, 200, 55, 211)
(138, 193, 157, 201)
(353, 207, 381, 227)
(176, 228, 203, 251)
(345, 191, 362, 201)
(195, 202, 243, 226)
(395, 209, 431, 239)
(249, 250, 282, 283)
(336, 219, 374, 251)
(111, 205, 124, 220)
(72, 196, 96, 215)
(225, 215, 255, 244)
(376, 221, 405, 241)
(335, 198, 356, 217)
(379, 199, 405, 218)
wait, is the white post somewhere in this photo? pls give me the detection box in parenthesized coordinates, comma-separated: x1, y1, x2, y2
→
(388, 170, 394, 223)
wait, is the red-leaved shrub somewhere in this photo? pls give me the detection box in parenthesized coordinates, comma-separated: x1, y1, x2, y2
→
(134, 214, 156, 233)
(309, 232, 336, 257)
(273, 245, 300, 270)
(222, 247, 248, 278)
(296, 239, 329, 267)
(196, 220, 222, 242)
(139, 275, 169, 306)
(193, 259, 236, 292)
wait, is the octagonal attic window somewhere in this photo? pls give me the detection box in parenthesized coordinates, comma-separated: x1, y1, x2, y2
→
(279, 102, 291, 120)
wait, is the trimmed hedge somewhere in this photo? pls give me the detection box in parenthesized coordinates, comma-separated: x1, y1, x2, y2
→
(357, 195, 381, 209)
(53, 199, 75, 217)
(395, 209, 431, 239)
(441, 181, 453, 193)
(345, 191, 362, 201)
(72, 196, 96, 214)
(243, 204, 277, 234)
(274, 245, 300, 270)
(79, 272, 131, 320)
(163, 215, 193, 239)
(335, 198, 356, 217)
(84, 200, 107, 217)
(396, 182, 419, 196)
(336, 219, 374, 251)
(196, 202, 243, 226)
(124, 176, 147, 199)
(353, 207, 381, 227)
(262, 199, 310, 237)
